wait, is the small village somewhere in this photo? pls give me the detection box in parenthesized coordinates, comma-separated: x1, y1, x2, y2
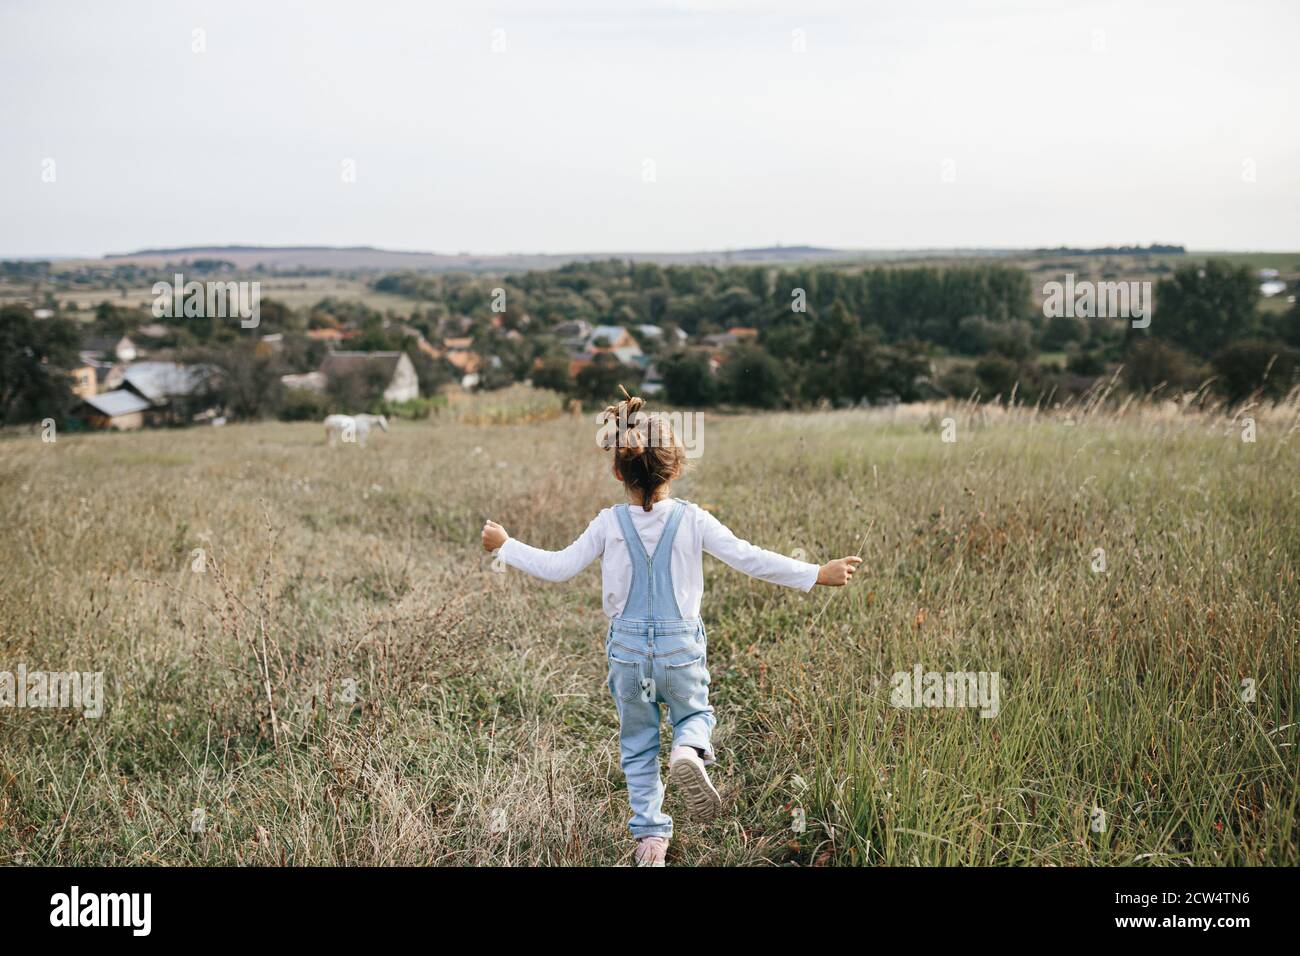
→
(64, 312, 763, 431)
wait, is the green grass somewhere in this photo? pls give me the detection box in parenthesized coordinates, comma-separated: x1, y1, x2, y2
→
(0, 399, 1296, 865)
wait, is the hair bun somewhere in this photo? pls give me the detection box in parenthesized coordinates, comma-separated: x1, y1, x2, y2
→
(600, 387, 650, 455)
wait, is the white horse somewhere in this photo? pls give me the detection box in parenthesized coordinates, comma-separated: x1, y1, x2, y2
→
(324, 414, 389, 448)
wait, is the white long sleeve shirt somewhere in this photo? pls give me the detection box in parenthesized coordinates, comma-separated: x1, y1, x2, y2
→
(497, 499, 819, 619)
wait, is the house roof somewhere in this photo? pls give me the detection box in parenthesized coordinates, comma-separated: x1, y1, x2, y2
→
(122, 362, 209, 403)
(588, 325, 630, 345)
(554, 319, 591, 338)
(83, 335, 132, 354)
(82, 389, 151, 418)
(320, 351, 407, 379)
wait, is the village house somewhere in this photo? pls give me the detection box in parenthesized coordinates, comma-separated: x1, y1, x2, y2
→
(77, 389, 152, 431)
(305, 327, 352, 344)
(134, 322, 170, 342)
(554, 319, 592, 346)
(320, 351, 420, 403)
(640, 360, 665, 396)
(439, 337, 483, 388)
(585, 325, 643, 364)
(68, 362, 98, 400)
(78, 352, 126, 392)
(700, 326, 759, 350)
(120, 361, 217, 425)
(637, 324, 688, 346)
(255, 333, 284, 356)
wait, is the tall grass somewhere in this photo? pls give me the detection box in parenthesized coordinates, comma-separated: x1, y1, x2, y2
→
(0, 396, 1295, 865)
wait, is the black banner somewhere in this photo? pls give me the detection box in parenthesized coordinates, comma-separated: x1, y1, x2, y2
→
(0, 866, 1277, 941)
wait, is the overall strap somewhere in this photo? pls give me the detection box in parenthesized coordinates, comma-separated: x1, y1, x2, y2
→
(615, 503, 652, 620)
(614, 503, 648, 565)
(648, 501, 686, 620)
(651, 499, 686, 562)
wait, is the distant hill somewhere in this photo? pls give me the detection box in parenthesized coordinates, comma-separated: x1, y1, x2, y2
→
(95, 244, 1009, 273)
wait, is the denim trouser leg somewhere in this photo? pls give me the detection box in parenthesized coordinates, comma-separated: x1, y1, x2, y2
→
(665, 687, 716, 764)
(611, 691, 673, 838)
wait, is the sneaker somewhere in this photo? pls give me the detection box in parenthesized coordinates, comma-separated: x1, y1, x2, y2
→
(634, 835, 669, 867)
(668, 745, 722, 820)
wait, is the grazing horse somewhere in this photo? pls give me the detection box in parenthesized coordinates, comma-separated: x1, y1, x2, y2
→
(324, 414, 389, 448)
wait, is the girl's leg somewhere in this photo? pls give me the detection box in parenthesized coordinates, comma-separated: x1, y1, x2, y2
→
(661, 654, 722, 820)
(609, 662, 673, 839)
(661, 654, 716, 762)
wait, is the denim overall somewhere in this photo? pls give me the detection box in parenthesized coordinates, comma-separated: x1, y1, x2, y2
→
(606, 500, 715, 839)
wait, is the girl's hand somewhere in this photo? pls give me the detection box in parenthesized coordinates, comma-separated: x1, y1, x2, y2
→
(816, 556, 862, 586)
(482, 520, 508, 552)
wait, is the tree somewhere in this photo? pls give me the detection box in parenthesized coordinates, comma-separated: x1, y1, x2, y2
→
(574, 353, 630, 403)
(720, 345, 785, 408)
(530, 355, 573, 394)
(185, 343, 280, 421)
(659, 350, 719, 406)
(0, 305, 79, 424)
(1146, 259, 1259, 358)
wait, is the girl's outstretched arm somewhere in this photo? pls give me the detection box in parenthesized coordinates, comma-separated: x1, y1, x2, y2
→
(481, 515, 604, 582)
(699, 510, 861, 589)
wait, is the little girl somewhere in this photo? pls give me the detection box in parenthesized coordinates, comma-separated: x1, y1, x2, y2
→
(480, 393, 860, 866)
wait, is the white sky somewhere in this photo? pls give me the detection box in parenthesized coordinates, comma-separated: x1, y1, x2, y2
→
(2, 0, 1297, 258)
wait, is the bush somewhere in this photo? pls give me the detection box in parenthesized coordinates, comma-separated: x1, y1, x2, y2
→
(279, 388, 331, 421)
(974, 354, 1022, 398)
(937, 363, 981, 398)
(1122, 338, 1205, 394)
(374, 396, 444, 420)
(1066, 349, 1107, 376)
(1211, 339, 1299, 403)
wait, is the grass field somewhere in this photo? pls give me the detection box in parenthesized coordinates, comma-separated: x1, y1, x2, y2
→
(0, 397, 1296, 866)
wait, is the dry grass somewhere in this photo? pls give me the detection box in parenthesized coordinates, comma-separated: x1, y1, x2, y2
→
(0, 394, 1296, 865)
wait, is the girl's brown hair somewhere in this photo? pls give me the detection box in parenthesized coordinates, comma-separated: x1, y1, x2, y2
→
(600, 387, 686, 511)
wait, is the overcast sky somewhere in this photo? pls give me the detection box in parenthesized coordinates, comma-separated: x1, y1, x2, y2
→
(2, 0, 1297, 258)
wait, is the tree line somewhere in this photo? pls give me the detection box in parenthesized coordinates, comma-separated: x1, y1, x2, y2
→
(2, 256, 1297, 426)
